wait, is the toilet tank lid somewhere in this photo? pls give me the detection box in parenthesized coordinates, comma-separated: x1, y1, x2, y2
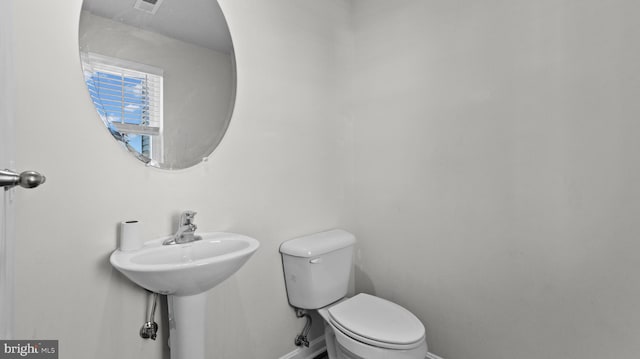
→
(280, 229, 355, 258)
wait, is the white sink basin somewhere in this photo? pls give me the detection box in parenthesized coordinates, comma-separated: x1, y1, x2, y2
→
(110, 232, 259, 296)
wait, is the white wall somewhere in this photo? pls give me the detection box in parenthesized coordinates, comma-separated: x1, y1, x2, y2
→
(79, 11, 235, 169)
(13, 0, 640, 358)
(350, 1, 640, 358)
(13, 0, 349, 358)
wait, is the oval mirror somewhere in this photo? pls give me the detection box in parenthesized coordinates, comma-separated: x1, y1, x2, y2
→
(78, 0, 236, 170)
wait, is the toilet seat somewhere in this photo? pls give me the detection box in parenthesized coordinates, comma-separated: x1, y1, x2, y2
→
(327, 293, 426, 350)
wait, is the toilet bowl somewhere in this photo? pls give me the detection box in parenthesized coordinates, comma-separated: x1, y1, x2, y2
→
(319, 294, 428, 359)
(279, 230, 428, 359)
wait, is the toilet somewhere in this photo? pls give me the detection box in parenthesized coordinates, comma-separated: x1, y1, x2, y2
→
(280, 229, 428, 359)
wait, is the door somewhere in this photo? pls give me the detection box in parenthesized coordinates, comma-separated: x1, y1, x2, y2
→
(0, 1, 46, 339)
(0, 0, 16, 339)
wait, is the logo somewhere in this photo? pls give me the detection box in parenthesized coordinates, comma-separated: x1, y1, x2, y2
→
(0, 341, 57, 358)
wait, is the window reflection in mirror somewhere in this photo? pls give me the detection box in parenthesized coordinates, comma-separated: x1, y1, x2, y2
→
(81, 53, 164, 165)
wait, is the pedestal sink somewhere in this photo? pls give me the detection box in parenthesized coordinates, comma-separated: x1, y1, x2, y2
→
(110, 232, 259, 359)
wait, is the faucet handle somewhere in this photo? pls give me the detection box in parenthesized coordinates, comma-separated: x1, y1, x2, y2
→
(181, 210, 197, 225)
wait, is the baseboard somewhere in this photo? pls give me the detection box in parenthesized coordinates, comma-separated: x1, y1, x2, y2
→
(279, 336, 327, 359)
(279, 337, 444, 359)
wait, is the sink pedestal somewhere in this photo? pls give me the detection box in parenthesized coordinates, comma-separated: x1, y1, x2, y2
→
(168, 293, 207, 359)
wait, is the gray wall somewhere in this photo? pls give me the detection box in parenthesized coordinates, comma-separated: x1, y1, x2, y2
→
(13, 0, 348, 358)
(350, 1, 640, 358)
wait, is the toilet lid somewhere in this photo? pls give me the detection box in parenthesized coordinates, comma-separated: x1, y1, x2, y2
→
(328, 293, 425, 347)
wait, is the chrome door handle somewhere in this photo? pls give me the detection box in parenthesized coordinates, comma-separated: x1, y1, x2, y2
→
(0, 169, 46, 189)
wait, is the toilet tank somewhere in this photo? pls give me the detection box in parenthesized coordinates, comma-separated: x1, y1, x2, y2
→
(280, 229, 356, 309)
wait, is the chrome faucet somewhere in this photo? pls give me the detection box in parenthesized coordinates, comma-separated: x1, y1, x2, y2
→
(163, 211, 202, 245)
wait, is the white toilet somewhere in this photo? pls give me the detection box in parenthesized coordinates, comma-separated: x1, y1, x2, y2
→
(280, 229, 428, 359)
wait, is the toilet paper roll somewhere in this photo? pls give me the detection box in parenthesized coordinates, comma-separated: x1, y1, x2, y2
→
(119, 220, 142, 251)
